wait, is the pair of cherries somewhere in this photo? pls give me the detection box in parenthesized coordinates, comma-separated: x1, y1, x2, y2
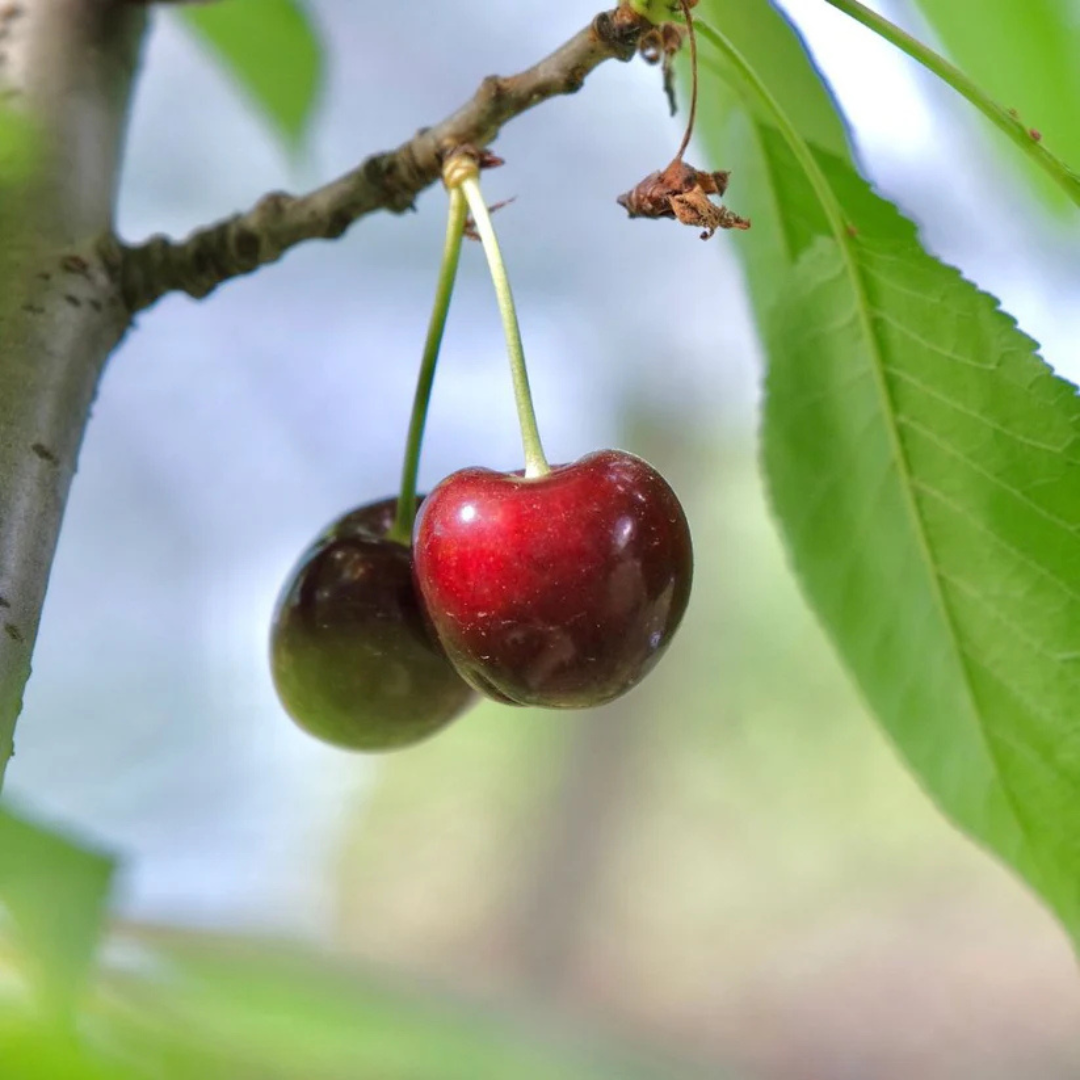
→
(271, 449, 693, 750)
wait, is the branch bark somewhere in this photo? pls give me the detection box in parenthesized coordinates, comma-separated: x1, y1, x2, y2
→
(0, 0, 146, 787)
(120, 6, 649, 313)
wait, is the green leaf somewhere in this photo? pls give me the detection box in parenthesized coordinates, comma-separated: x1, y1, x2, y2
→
(705, 108, 913, 314)
(909, 0, 1080, 211)
(92, 928, 696, 1079)
(175, 0, 323, 152)
(0, 805, 115, 1015)
(0, 1020, 135, 1080)
(762, 235, 1080, 940)
(694, 0, 857, 314)
(694, 8, 1080, 941)
(695, 0, 852, 160)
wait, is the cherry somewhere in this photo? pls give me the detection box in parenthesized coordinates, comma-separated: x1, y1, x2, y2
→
(412, 450, 693, 708)
(270, 497, 476, 751)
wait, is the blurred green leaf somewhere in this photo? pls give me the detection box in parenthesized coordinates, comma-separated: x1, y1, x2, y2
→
(909, 0, 1080, 211)
(0, 106, 38, 184)
(0, 1018, 136, 1080)
(94, 929, 693, 1080)
(0, 805, 115, 1015)
(0, 105, 40, 304)
(175, 0, 323, 152)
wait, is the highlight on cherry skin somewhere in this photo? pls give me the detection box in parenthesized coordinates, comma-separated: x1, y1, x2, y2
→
(270, 497, 477, 751)
(412, 450, 693, 708)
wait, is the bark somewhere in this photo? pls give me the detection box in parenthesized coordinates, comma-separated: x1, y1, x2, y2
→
(0, 0, 146, 786)
(120, 6, 648, 311)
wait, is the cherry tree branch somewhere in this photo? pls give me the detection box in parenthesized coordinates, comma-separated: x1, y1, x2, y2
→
(119, 6, 650, 313)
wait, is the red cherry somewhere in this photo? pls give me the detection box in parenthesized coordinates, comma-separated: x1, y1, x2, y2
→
(270, 497, 476, 751)
(412, 450, 693, 707)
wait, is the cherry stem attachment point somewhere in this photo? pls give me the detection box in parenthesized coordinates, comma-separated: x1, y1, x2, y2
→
(457, 171, 551, 479)
(387, 183, 468, 545)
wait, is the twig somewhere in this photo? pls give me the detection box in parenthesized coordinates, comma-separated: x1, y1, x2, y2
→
(119, 7, 649, 312)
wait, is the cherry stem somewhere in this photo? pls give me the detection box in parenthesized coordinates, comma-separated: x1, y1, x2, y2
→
(457, 173, 551, 479)
(672, 0, 699, 163)
(387, 185, 468, 545)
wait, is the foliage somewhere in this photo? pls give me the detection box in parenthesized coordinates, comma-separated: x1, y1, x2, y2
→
(174, 0, 322, 152)
(910, 0, 1080, 210)
(694, 0, 1080, 945)
(0, 805, 114, 1015)
(1, 911, 686, 1078)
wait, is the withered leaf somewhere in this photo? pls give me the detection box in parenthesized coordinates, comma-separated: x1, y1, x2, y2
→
(617, 158, 749, 240)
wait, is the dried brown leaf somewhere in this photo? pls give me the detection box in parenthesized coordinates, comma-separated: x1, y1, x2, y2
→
(617, 158, 748, 239)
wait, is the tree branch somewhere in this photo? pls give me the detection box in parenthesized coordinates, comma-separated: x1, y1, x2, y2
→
(119, 5, 650, 313)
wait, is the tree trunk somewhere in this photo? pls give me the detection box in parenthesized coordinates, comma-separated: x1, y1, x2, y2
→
(0, 0, 146, 786)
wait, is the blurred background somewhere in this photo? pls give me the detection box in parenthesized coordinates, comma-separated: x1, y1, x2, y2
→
(5, 0, 1080, 1076)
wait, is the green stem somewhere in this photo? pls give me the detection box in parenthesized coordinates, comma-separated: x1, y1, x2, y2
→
(386, 186, 468, 545)
(459, 175, 550, 479)
(821, 0, 1080, 208)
